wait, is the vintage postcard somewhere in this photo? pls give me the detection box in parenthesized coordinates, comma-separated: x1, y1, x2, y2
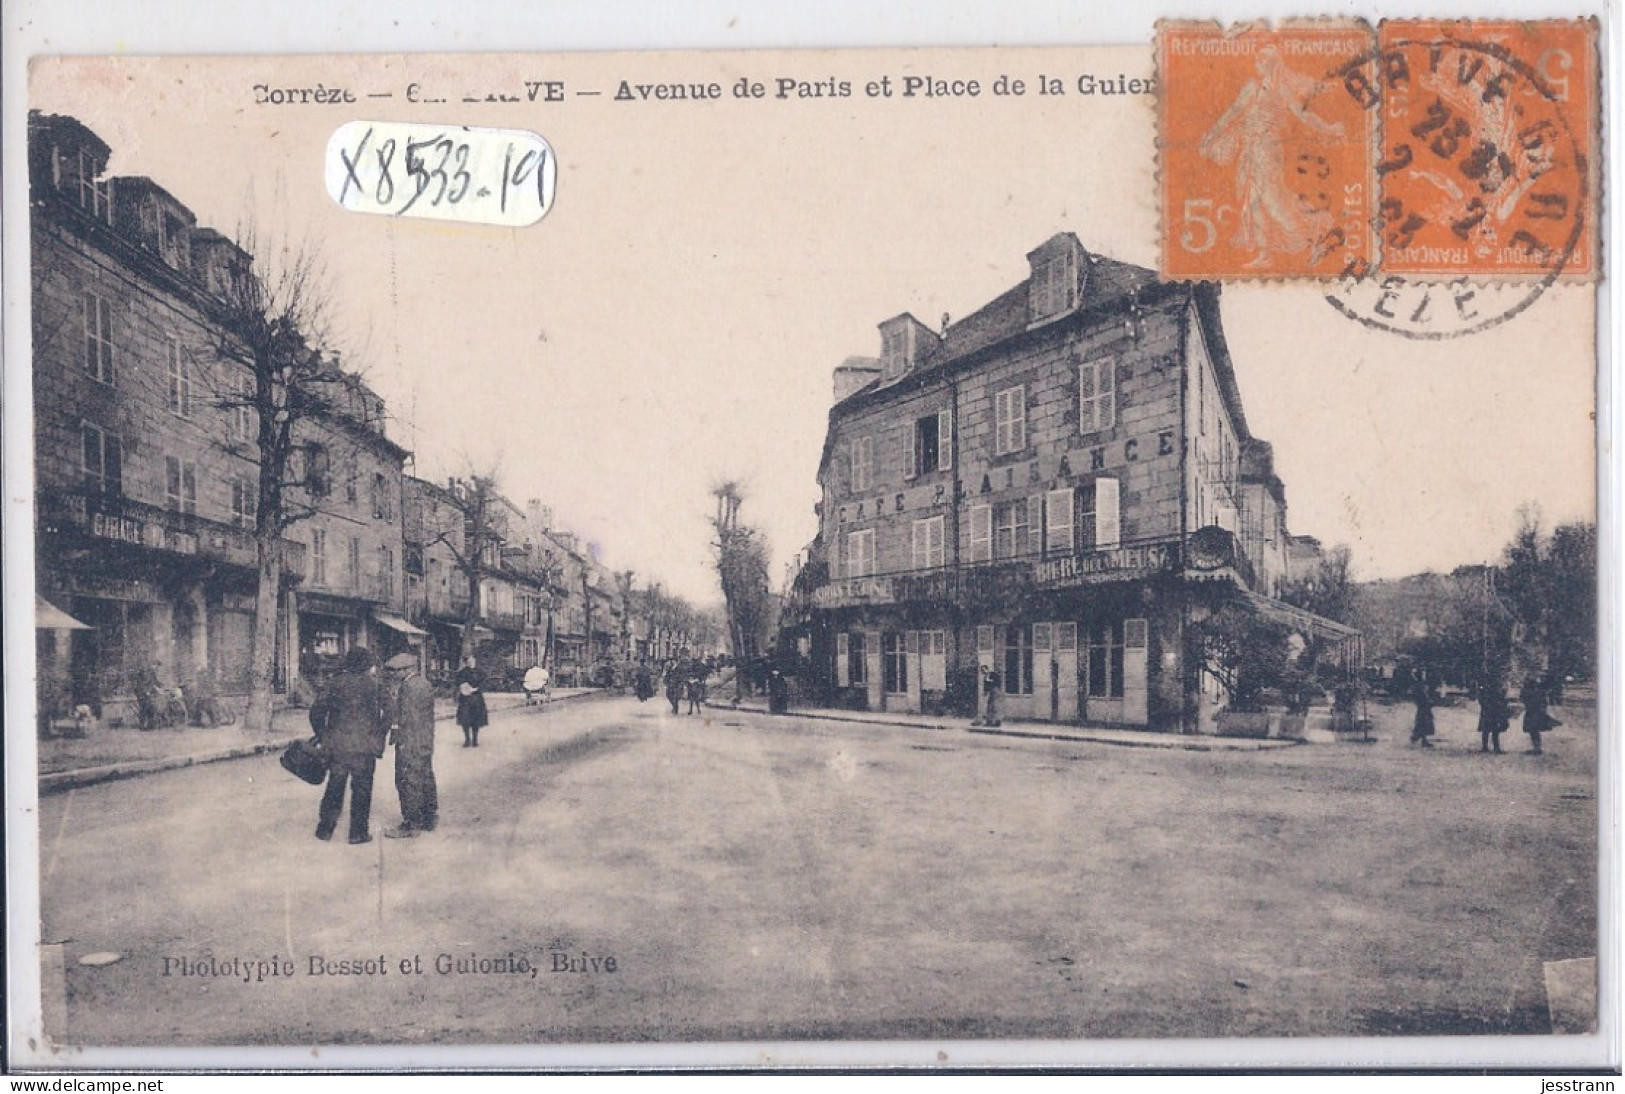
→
(5, 12, 1612, 1074)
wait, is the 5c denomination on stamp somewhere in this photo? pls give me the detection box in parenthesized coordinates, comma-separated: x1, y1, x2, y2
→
(1159, 22, 1377, 281)
(325, 120, 557, 227)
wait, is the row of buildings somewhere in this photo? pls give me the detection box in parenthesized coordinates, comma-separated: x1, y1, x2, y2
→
(30, 112, 693, 722)
(787, 232, 1355, 733)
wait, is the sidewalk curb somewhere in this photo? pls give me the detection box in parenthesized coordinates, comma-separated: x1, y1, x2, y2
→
(707, 701, 1303, 752)
(39, 688, 615, 796)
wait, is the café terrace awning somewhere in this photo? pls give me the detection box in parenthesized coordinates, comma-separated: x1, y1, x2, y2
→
(1242, 589, 1360, 644)
(374, 612, 428, 637)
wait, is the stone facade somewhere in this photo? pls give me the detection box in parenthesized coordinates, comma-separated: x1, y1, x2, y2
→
(31, 111, 408, 720)
(807, 233, 1325, 732)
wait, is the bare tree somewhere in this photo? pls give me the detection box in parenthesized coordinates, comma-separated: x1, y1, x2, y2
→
(419, 469, 511, 665)
(205, 224, 360, 733)
(711, 480, 773, 697)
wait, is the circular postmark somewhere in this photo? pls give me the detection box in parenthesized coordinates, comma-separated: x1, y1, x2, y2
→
(1322, 34, 1589, 338)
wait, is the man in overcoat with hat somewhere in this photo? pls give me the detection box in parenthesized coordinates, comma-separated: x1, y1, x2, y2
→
(384, 651, 438, 837)
(310, 646, 388, 844)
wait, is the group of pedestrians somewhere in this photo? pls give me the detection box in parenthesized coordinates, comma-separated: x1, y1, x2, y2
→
(306, 647, 445, 845)
(1410, 665, 1561, 755)
(663, 660, 708, 715)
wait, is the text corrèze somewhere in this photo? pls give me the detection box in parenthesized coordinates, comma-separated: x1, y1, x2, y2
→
(161, 951, 617, 982)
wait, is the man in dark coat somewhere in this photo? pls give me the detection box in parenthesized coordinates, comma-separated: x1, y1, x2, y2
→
(1409, 666, 1435, 748)
(310, 646, 388, 844)
(1521, 674, 1558, 755)
(1477, 668, 1510, 754)
(384, 652, 438, 838)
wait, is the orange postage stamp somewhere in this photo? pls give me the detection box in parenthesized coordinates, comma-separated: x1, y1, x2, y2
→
(1373, 19, 1598, 280)
(1158, 18, 1599, 282)
(1159, 21, 1378, 281)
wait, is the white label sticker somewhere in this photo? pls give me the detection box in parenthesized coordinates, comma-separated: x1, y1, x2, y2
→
(325, 120, 556, 227)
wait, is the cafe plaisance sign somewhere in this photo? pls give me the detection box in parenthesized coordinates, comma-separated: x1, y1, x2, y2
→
(813, 543, 1178, 609)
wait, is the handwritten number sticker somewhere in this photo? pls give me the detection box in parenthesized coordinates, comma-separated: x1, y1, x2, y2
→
(326, 121, 557, 227)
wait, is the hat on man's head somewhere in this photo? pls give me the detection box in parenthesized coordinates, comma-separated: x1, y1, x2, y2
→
(343, 647, 377, 673)
(384, 652, 418, 671)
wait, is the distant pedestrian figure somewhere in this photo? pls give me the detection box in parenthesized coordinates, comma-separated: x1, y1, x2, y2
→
(522, 663, 551, 707)
(309, 647, 388, 845)
(1521, 674, 1558, 755)
(768, 669, 790, 715)
(685, 672, 705, 715)
(1409, 668, 1435, 748)
(384, 652, 438, 838)
(664, 662, 684, 714)
(456, 655, 488, 748)
(1477, 671, 1509, 755)
(981, 667, 1003, 727)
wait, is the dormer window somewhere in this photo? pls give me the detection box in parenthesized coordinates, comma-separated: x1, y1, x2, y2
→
(1027, 233, 1086, 322)
(877, 314, 939, 383)
(881, 325, 907, 380)
(75, 148, 113, 223)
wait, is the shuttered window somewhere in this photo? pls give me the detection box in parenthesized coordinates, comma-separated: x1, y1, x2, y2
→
(1045, 488, 1075, 554)
(969, 505, 992, 563)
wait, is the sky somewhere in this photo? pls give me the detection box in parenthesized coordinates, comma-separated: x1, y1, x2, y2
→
(28, 46, 1597, 604)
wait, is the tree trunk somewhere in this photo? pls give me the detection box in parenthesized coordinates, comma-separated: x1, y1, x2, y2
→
(460, 569, 481, 665)
(245, 532, 282, 733)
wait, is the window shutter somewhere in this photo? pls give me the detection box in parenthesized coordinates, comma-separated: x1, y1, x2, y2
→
(836, 633, 850, 687)
(931, 515, 945, 566)
(1079, 361, 1096, 432)
(1046, 488, 1075, 554)
(1097, 477, 1121, 549)
(1028, 496, 1044, 555)
(906, 420, 918, 480)
(1013, 386, 1027, 451)
(911, 519, 926, 570)
(107, 432, 124, 495)
(938, 409, 953, 470)
(969, 505, 992, 562)
(1101, 361, 1116, 429)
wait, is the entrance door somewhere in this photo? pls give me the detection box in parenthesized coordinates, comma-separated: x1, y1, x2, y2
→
(1032, 623, 1054, 721)
(1055, 622, 1079, 721)
(1124, 618, 1149, 725)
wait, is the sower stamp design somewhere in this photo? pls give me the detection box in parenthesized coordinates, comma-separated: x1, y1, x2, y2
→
(1159, 22, 1377, 280)
(1371, 20, 1597, 280)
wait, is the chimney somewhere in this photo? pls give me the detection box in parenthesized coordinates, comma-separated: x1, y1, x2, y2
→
(832, 356, 882, 403)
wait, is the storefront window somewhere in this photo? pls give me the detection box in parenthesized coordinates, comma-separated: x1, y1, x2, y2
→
(882, 632, 908, 694)
(1003, 624, 1034, 695)
(1089, 620, 1125, 699)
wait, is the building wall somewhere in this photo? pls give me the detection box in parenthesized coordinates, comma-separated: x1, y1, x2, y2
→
(821, 303, 1190, 581)
(33, 111, 408, 706)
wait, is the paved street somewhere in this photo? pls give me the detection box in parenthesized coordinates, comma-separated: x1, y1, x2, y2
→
(38, 693, 1597, 1046)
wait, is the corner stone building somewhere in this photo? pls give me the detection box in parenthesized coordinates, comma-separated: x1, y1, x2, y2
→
(31, 111, 410, 721)
(807, 233, 1343, 732)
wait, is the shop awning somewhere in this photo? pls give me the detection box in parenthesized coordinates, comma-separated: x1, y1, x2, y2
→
(36, 595, 93, 630)
(1242, 590, 1360, 642)
(374, 612, 428, 637)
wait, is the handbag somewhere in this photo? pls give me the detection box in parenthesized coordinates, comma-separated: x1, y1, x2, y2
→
(280, 736, 330, 785)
